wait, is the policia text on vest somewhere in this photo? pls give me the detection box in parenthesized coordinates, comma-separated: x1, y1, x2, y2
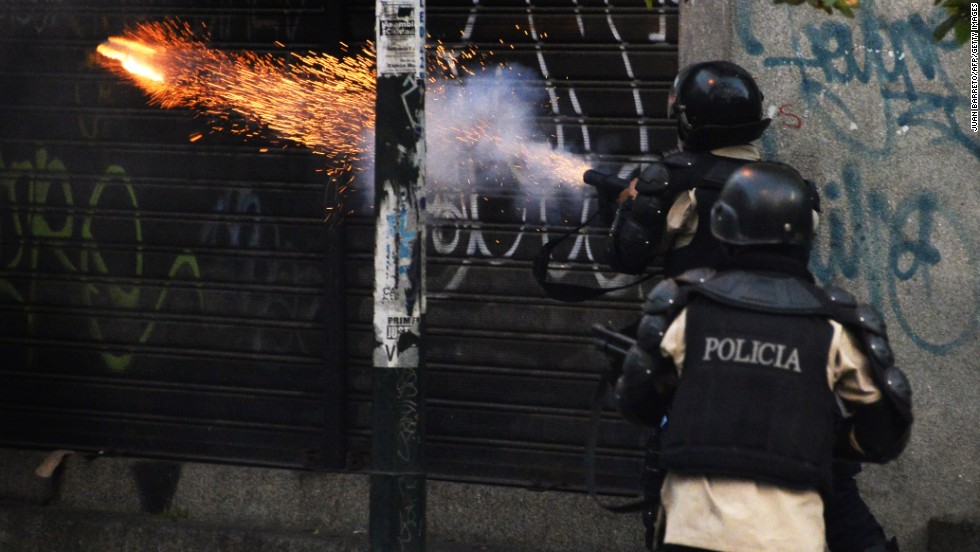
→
(702, 337, 801, 373)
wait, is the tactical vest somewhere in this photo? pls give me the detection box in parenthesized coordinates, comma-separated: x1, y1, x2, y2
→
(659, 295, 838, 490)
(661, 152, 751, 277)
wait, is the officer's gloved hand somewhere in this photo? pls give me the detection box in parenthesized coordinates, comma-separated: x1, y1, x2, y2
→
(629, 163, 670, 229)
(596, 183, 624, 226)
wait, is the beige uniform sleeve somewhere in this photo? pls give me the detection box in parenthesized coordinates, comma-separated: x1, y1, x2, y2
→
(659, 308, 688, 377)
(827, 320, 881, 405)
(661, 190, 698, 250)
(827, 320, 885, 455)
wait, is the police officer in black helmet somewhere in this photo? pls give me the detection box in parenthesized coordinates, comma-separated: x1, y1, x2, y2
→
(606, 60, 782, 276)
(613, 162, 912, 552)
(601, 61, 900, 552)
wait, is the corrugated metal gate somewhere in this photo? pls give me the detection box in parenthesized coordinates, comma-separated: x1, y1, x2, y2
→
(0, 1, 349, 468)
(0, 0, 677, 494)
(343, 0, 679, 494)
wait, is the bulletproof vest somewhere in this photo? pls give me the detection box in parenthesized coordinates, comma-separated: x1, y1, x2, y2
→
(661, 152, 752, 277)
(660, 293, 838, 490)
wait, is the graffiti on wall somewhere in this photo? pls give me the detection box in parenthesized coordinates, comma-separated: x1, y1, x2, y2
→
(0, 147, 203, 371)
(739, 0, 979, 158)
(809, 163, 976, 355)
(737, 0, 979, 354)
(427, 189, 641, 297)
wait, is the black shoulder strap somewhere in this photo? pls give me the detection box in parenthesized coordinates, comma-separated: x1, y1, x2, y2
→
(533, 210, 655, 302)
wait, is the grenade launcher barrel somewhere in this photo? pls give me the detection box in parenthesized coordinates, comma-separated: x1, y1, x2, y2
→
(591, 323, 635, 360)
(582, 169, 631, 195)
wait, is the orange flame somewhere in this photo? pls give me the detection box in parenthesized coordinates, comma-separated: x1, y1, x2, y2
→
(96, 37, 165, 83)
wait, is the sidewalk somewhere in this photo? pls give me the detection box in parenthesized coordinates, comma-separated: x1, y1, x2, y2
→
(0, 500, 512, 552)
(0, 449, 639, 552)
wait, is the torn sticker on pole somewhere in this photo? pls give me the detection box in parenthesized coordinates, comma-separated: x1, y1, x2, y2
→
(376, 0, 424, 77)
(373, 183, 424, 368)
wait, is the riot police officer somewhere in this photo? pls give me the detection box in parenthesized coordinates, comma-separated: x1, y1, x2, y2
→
(613, 162, 912, 552)
(605, 60, 778, 277)
(600, 60, 898, 552)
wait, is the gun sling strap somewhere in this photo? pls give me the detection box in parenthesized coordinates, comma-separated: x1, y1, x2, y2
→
(532, 210, 655, 302)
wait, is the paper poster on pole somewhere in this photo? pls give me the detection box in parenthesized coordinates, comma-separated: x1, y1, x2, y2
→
(376, 0, 424, 77)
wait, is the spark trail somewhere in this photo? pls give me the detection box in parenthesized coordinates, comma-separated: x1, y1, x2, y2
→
(95, 20, 590, 205)
(96, 21, 376, 163)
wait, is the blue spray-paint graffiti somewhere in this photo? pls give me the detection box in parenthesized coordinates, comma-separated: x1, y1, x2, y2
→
(199, 189, 319, 355)
(739, 0, 980, 159)
(811, 163, 976, 355)
(737, 0, 979, 355)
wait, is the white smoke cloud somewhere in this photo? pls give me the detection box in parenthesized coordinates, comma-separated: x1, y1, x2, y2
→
(349, 65, 587, 214)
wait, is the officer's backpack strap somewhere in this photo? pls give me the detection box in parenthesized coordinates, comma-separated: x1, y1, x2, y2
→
(584, 358, 649, 514)
(584, 317, 650, 515)
(533, 208, 656, 302)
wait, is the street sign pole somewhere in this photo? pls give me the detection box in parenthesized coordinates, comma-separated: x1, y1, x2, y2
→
(370, 1, 426, 551)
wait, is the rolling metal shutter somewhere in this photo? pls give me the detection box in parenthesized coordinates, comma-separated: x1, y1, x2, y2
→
(0, 0, 678, 494)
(0, 1, 349, 468)
(343, 0, 679, 493)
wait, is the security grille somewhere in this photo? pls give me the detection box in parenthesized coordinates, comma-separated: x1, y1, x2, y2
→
(343, 0, 679, 493)
(0, 0, 678, 494)
(0, 1, 349, 469)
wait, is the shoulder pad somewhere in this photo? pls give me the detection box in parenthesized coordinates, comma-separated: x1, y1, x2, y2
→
(636, 313, 668, 352)
(854, 304, 886, 336)
(636, 163, 670, 194)
(643, 278, 681, 315)
(884, 366, 912, 412)
(865, 333, 895, 368)
(823, 285, 857, 307)
(662, 151, 699, 169)
(675, 267, 716, 286)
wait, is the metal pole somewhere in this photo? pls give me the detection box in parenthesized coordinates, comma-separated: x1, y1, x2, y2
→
(370, 1, 426, 551)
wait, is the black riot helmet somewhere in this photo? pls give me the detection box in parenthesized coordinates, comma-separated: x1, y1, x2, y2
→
(710, 162, 814, 248)
(668, 61, 771, 151)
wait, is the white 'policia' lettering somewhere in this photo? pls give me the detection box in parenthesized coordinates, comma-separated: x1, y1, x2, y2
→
(703, 337, 802, 372)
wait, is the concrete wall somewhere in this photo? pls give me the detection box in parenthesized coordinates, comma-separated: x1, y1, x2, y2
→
(682, 0, 980, 550)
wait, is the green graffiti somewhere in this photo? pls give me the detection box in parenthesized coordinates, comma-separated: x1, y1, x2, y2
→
(0, 147, 204, 372)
